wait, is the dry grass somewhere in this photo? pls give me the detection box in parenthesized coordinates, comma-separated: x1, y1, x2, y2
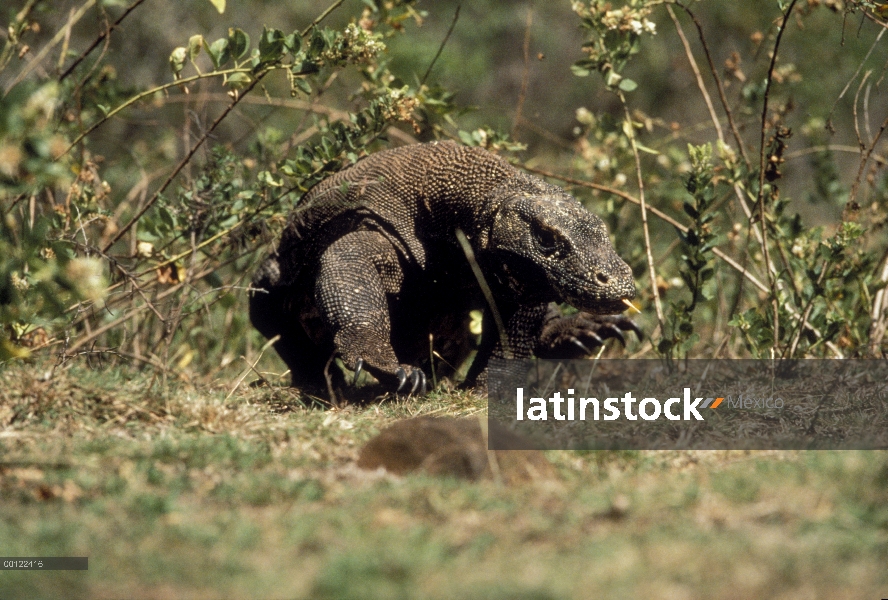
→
(0, 361, 886, 599)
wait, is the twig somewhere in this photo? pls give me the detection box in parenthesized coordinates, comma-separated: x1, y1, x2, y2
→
(785, 260, 828, 358)
(512, 5, 533, 140)
(300, 0, 345, 37)
(226, 335, 280, 401)
(673, 1, 786, 320)
(3, 0, 96, 95)
(675, 1, 750, 168)
(59, 0, 148, 81)
(455, 229, 509, 356)
(68, 240, 167, 323)
(784, 144, 887, 165)
(667, 2, 788, 320)
(63, 258, 238, 354)
(102, 70, 270, 253)
(65, 176, 285, 320)
(867, 246, 888, 355)
(849, 111, 888, 206)
(864, 81, 874, 145)
(63, 67, 255, 154)
(755, 0, 800, 354)
(667, 5, 722, 143)
(852, 70, 873, 150)
(421, 4, 461, 85)
(826, 26, 885, 132)
(618, 90, 665, 330)
(523, 166, 688, 228)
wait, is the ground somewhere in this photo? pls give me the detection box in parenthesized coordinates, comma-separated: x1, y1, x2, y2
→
(0, 363, 886, 599)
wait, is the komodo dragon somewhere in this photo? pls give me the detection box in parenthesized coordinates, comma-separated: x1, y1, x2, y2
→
(250, 141, 638, 394)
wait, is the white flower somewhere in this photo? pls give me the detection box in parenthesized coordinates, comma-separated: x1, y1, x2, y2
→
(137, 241, 154, 258)
(629, 19, 644, 35)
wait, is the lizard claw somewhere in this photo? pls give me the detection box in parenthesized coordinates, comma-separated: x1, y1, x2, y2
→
(396, 367, 408, 392)
(354, 358, 364, 385)
(394, 367, 426, 394)
(600, 324, 626, 346)
(569, 336, 593, 356)
(537, 310, 642, 359)
(624, 318, 644, 340)
(410, 369, 427, 394)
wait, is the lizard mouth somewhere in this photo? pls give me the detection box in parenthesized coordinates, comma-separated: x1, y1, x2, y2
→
(566, 289, 636, 315)
(583, 297, 635, 315)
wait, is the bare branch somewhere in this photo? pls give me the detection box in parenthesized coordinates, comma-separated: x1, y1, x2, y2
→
(102, 71, 270, 253)
(618, 91, 665, 330)
(59, 0, 149, 81)
(421, 4, 461, 86)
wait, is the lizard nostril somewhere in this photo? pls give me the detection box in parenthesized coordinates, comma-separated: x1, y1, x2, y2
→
(596, 272, 609, 285)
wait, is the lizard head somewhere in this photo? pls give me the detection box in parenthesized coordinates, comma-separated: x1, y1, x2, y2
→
(488, 189, 636, 314)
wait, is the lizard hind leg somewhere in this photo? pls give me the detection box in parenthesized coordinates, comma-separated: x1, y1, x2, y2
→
(315, 230, 427, 394)
(249, 264, 332, 391)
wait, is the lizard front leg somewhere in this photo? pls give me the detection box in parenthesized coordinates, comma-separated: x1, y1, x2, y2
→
(315, 230, 427, 393)
(466, 302, 641, 389)
(536, 304, 642, 358)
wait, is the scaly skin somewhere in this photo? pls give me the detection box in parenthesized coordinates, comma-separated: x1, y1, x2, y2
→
(250, 141, 638, 395)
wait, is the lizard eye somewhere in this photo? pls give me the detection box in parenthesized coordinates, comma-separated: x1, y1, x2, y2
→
(532, 222, 567, 258)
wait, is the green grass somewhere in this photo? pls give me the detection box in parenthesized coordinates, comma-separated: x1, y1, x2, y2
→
(0, 363, 886, 599)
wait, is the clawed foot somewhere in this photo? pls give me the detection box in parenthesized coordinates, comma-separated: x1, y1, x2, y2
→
(538, 312, 642, 359)
(395, 366, 427, 394)
(354, 358, 428, 394)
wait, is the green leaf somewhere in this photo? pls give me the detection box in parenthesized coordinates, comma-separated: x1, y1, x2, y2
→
(207, 38, 231, 69)
(618, 78, 638, 92)
(293, 77, 312, 96)
(458, 130, 474, 145)
(207, 0, 225, 14)
(259, 27, 286, 62)
(226, 72, 252, 89)
(158, 206, 176, 229)
(228, 28, 250, 60)
(188, 35, 203, 61)
(284, 32, 301, 54)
